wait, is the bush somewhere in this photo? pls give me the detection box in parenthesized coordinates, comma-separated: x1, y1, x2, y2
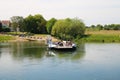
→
(51, 18, 85, 40)
(2, 28, 10, 32)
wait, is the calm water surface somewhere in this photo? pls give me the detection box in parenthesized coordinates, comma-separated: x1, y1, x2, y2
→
(0, 42, 120, 80)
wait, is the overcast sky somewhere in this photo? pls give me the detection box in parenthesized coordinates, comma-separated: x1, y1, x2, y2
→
(0, 0, 120, 25)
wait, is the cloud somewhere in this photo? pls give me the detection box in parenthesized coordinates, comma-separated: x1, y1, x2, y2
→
(0, 0, 120, 25)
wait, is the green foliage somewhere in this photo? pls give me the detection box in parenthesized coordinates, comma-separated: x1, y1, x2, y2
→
(10, 16, 24, 32)
(46, 18, 57, 34)
(0, 35, 15, 42)
(104, 24, 120, 30)
(96, 24, 103, 30)
(2, 27, 10, 32)
(87, 24, 120, 31)
(0, 22, 2, 32)
(51, 18, 85, 40)
(86, 24, 103, 31)
(0, 22, 10, 32)
(24, 14, 47, 34)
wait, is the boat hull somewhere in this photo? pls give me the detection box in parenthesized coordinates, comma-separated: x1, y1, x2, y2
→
(49, 46, 76, 51)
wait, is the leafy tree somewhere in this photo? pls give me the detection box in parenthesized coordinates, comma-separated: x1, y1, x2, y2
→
(88, 25, 96, 31)
(71, 18, 85, 38)
(88, 24, 103, 31)
(24, 15, 35, 33)
(112, 24, 120, 30)
(104, 24, 110, 30)
(96, 24, 103, 30)
(10, 16, 24, 32)
(24, 14, 47, 34)
(34, 14, 47, 34)
(91, 25, 95, 28)
(0, 22, 2, 32)
(2, 27, 10, 32)
(104, 24, 120, 30)
(51, 18, 85, 40)
(46, 18, 57, 34)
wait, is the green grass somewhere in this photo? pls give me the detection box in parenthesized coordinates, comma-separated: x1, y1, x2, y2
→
(0, 35, 15, 42)
(2, 30, 120, 43)
(80, 30, 120, 42)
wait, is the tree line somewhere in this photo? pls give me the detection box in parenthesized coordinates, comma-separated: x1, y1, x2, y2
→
(86, 24, 120, 31)
(9, 14, 85, 40)
(1, 14, 120, 40)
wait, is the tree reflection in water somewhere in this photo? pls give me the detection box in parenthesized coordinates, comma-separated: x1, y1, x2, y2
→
(6, 42, 85, 61)
(0, 49, 1, 58)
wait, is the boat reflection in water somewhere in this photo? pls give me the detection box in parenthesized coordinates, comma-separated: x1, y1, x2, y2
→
(46, 51, 57, 56)
(45, 43, 85, 61)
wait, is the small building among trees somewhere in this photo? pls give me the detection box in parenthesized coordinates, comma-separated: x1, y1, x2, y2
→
(1, 20, 11, 27)
(0, 20, 11, 32)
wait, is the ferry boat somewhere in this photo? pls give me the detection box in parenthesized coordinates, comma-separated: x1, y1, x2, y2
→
(48, 41, 76, 50)
(46, 35, 76, 51)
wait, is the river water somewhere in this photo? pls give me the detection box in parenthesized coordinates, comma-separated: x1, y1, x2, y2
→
(0, 42, 120, 80)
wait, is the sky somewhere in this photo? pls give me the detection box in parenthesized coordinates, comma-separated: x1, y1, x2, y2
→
(0, 0, 120, 25)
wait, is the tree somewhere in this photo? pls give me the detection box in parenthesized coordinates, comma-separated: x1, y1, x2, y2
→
(104, 24, 120, 30)
(51, 18, 85, 40)
(111, 24, 120, 30)
(24, 14, 47, 34)
(0, 21, 2, 32)
(91, 25, 95, 28)
(71, 18, 85, 38)
(34, 14, 47, 34)
(10, 16, 24, 32)
(104, 24, 110, 30)
(46, 18, 57, 34)
(96, 24, 103, 30)
(2, 27, 10, 32)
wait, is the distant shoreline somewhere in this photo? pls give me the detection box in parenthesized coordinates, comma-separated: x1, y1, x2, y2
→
(79, 30, 120, 43)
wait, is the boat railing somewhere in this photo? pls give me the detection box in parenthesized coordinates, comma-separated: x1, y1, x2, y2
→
(54, 41, 73, 48)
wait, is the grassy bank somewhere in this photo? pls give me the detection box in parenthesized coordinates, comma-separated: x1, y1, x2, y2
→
(0, 35, 15, 42)
(1, 30, 120, 43)
(80, 30, 120, 42)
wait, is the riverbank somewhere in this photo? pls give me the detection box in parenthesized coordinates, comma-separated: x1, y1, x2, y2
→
(0, 33, 59, 42)
(1, 30, 120, 43)
(80, 30, 120, 42)
(0, 34, 15, 42)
